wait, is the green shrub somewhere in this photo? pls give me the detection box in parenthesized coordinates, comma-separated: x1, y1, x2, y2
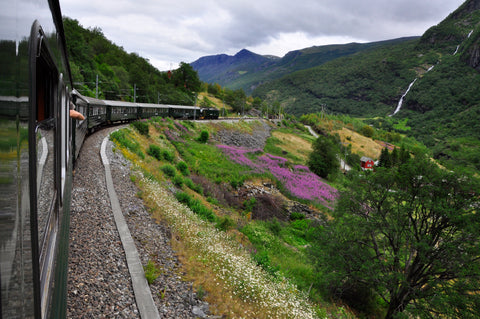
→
(176, 161, 189, 176)
(173, 175, 184, 187)
(216, 215, 235, 231)
(289, 212, 305, 221)
(175, 191, 216, 222)
(162, 149, 175, 162)
(184, 178, 203, 194)
(253, 251, 279, 276)
(132, 121, 149, 136)
(143, 260, 160, 285)
(360, 125, 374, 138)
(110, 129, 144, 159)
(161, 164, 176, 177)
(197, 130, 209, 143)
(147, 144, 162, 160)
(243, 197, 257, 212)
(175, 191, 192, 205)
(267, 219, 282, 236)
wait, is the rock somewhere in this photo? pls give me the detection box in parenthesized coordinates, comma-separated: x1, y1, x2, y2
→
(192, 306, 207, 318)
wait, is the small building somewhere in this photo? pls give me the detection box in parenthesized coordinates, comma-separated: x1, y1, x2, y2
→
(360, 156, 375, 170)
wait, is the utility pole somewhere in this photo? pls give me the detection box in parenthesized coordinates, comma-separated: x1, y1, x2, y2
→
(95, 74, 99, 99)
(193, 93, 197, 120)
(134, 84, 137, 103)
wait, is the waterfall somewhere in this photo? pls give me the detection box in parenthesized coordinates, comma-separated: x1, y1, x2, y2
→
(391, 78, 417, 116)
(453, 30, 474, 55)
(453, 45, 460, 55)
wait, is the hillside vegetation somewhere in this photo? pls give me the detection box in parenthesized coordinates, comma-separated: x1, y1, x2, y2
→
(63, 18, 201, 105)
(111, 115, 479, 318)
(251, 1, 480, 174)
(191, 38, 418, 94)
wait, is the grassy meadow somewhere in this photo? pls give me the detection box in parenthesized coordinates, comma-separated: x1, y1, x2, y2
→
(110, 117, 357, 318)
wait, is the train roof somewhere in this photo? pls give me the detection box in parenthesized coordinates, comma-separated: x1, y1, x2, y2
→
(72, 90, 106, 106)
(102, 99, 137, 107)
(136, 102, 167, 108)
(72, 91, 205, 110)
(168, 104, 199, 110)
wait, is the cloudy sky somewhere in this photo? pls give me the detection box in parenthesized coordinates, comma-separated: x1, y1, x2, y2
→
(61, 0, 466, 71)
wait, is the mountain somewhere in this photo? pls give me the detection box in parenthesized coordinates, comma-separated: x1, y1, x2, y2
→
(191, 38, 418, 93)
(190, 49, 278, 91)
(252, 0, 480, 173)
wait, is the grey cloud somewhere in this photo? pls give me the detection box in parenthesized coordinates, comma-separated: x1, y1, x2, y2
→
(61, 0, 465, 70)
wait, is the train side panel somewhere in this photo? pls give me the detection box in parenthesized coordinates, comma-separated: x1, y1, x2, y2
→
(0, 0, 74, 318)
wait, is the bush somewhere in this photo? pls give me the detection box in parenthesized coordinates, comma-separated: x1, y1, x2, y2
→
(360, 125, 374, 138)
(162, 149, 175, 162)
(175, 191, 216, 222)
(197, 130, 209, 143)
(176, 161, 189, 176)
(110, 129, 144, 159)
(173, 175, 184, 187)
(184, 178, 203, 194)
(252, 250, 279, 276)
(143, 260, 160, 285)
(289, 212, 305, 221)
(132, 121, 149, 136)
(215, 215, 235, 231)
(161, 164, 176, 177)
(147, 144, 162, 160)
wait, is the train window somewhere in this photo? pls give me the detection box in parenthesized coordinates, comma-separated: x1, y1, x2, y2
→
(60, 77, 67, 202)
(30, 22, 60, 318)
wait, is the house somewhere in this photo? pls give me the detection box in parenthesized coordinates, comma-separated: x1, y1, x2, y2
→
(360, 156, 375, 170)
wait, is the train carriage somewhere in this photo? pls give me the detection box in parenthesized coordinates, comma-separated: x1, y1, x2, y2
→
(137, 102, 169, 119)
(72, 92, 106, 157)
(105, 99, 138, 123)
(168, 104, 200, 119)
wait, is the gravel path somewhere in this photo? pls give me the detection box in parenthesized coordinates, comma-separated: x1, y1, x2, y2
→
(68, 127, 213, 318)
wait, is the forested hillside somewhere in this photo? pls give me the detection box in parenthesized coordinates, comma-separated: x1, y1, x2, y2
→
(63, 18, 201, 105)
(253, 0, 480, 173)
(191, 37, 417, 93)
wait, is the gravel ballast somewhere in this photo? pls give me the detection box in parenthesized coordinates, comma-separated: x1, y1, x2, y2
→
(68, 127, 213, 318)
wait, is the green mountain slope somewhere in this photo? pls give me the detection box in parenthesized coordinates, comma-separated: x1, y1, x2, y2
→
(191, 38, 417, 93)
(253, 0, 480, 172)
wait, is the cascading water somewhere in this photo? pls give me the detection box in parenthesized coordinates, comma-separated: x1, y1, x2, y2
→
(391, 78, 417, 116)
(391, 29, 473, 117)
(454, 29, 474, 54)
(453, 45, 460, 55)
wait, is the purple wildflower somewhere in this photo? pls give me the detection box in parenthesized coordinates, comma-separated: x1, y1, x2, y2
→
(217, 145, 338, 208)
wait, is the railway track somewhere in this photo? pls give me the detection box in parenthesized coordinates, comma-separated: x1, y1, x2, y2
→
(68, 127, 213, 318)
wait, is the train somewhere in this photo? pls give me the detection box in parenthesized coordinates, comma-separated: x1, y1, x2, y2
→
(0, 1, 217, 317)
(71, 91, 219, 158)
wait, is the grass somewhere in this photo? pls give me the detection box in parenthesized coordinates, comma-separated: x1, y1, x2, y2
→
(334, 127, 383, 159)
(109, 117, 355, 318)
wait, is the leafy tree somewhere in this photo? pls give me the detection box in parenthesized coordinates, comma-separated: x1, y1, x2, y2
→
(307, 134, 339, 179)
(311, 157, 480, 318)
(171, 62, 201, 93)
(360, 125, 375, 138)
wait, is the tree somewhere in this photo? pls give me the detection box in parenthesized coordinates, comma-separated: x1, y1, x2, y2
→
(311, 157, 480, 318)
(171, 62, 201, 93)
(308, 135, 339, 179)
(378, 147, 391, 168)
(360, 124, 375, 138)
